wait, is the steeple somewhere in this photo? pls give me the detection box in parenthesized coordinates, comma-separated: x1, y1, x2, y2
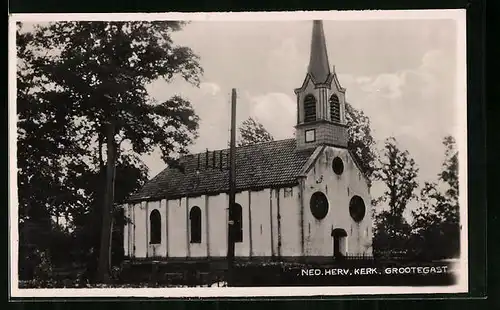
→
(294, 20, 348, 151)
(308, 20, 331, 83)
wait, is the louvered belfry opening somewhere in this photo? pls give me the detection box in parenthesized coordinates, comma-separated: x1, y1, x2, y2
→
(304, 94, 317, 123)
(330, 94, 340, 123)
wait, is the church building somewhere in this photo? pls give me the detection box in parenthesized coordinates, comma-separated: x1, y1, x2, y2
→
(123, 20, 373, 264)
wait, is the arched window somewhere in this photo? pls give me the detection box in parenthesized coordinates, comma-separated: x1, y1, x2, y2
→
(189, 206, 202, 243)
(149, 209, 161, 244)
(330, 94, 340, 123)
(233, 203, 243, 243)
(303, 94, 317, 123)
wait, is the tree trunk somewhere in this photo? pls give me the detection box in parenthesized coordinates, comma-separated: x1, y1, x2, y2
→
(109, 216, 114, 273)
(98, 133, 105, 170)
(97, 121, 117, 283)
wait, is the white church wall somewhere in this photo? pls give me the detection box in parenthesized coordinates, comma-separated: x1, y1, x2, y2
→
(303, 150, 336, 257)
(249, 188, 272, 257)
(133, 201, 147, 258)
(187, 196, 208, 258)
(167, 198, 188, 257)
(123, 205, 129, 257)
(162, 199, 169, 257)
(303, 146, 372, 257)
(130, 203, 136, 257)
(270, 188, 279, 256)
(207, 193, 227, 257)
(280, 186, 302, 257)
(235, 191, 251, 257)
(323, 148, 351, 233)
(342, 152, 372, 256)
(124, 146, 372, 260)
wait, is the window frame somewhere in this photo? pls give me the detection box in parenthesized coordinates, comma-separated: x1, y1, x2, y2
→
(310, 191, 329, 220)
(189, 206, 202, 243)
(149, 209, 162, 245)
(349, 195, 366, 222)
(332, 156, 344, 175)
(305, 129, 316, 143)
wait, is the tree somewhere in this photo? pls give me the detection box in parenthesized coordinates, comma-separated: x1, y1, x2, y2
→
(411, 136, 460, 259)
(345, 102, 377, 183)
(236, 117, 274, 147)
(17, 25, 88, 278)
(373, 210, 413, 258)
(17, 21, 203, 282)
(372, 137, 419, 257)
(439, 135, 459, 208)
(373, 137, 419, 217)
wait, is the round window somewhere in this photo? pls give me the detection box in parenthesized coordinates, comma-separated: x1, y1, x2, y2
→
(332, 156, 344, 175)
(310, 192, 329, 220)
(349, 195, 366, 222)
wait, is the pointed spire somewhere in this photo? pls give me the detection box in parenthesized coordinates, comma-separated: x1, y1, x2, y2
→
(308, 20, 331, 83)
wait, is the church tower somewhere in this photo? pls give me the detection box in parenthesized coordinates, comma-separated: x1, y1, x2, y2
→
(295, 20, 348, 151)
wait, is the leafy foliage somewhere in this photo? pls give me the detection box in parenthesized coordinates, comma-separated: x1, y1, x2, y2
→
(411, 136, 460, 259)
(16, 21, 203, 281)
(236, 117, 274, 147)
(372, 137, 419, 257)
(373, 137, 419, 218)
(345, 103, 377, 183)
(373, 210, 413, 258)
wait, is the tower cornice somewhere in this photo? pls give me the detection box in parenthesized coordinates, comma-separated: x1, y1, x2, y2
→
(294, 68, 346, 94)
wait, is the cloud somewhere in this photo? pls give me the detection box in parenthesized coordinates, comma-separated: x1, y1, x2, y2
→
(360, 73, 405, 100)
(264, 38, 306, 93)
(199, 82, 221, 96)
(248, 92, 296, 140)
(143, 48, 457, 183)
(139, 18, 458, 187)
(336, 49, 457, 182)
(356, 76, 373, 84)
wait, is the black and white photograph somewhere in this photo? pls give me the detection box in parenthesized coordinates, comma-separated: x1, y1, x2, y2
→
(10, 10, 468, 297)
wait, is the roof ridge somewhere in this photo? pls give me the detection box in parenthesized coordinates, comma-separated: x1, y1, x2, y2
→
(182, 137, 296, 157)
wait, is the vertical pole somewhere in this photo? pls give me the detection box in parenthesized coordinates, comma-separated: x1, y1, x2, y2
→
(227, 88, 237, 285)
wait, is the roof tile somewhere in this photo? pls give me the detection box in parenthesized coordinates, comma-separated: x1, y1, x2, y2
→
(128, 138, 314, 201)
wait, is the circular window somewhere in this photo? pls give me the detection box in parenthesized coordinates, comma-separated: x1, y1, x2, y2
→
(310, 192, 329, 220)
(349, 195, 366, 222)
(332, 156, 344, 175)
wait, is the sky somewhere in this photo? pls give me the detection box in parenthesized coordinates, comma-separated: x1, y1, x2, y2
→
(17, 16, 464, 218)
(143, 18, 462, 190)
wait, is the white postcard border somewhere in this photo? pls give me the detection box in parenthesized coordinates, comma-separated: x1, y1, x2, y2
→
(9, 9, 469, 298)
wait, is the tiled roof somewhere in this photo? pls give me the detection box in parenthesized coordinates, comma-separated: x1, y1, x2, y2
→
(128, 138, 315, 202)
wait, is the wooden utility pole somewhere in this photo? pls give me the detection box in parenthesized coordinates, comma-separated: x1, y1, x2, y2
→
(227, 88, 237, 285)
